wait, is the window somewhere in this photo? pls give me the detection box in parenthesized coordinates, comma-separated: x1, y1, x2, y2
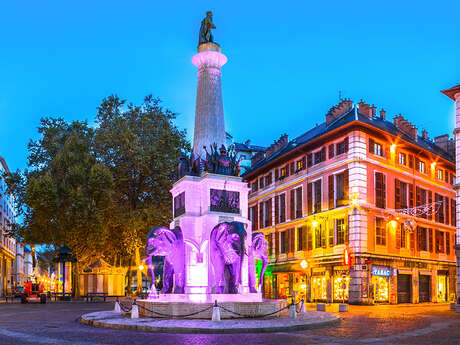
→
(250, 205, 258, 230)
(313, 180, 322, 213)
(251, 181, 258, 193)
(399, 152, 407, 166)
(265, 173, 272, 186)
(280, 166, 287, 179)
(295, 187, 302, 218)
(336, 218, 347, 245)
(314, 224, 323, 249)
(335, 173, 345, 202)
(435, 230, 445, 253)
(263, 199, 272, 228)
(435, 194, 445, 223)
(375, 217, 386, 246)
(296, 157, 306, 172)
(297, 227, 304, 251)
(275, 194, 286, 224)
(375, 172, 386, 208)
(314, 148, 326, 165)
(307, 226, 313, 250)
(395, 180, 408, 209)
(259, 177, 264, 189)
(419, 160, 426, 174)
(401, 224, 406, 248)
(280, 231, 286, 254)
(336, 141, 346, 155)
(418, 227, 428, 251)
(173, 192, 186, 218)
(437, 169, 443, 181)
(266, 234, 273, 256)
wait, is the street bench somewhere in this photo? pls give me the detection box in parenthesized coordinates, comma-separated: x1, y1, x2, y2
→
(51, 292, 72, 301)
(86, 292, 108, 302)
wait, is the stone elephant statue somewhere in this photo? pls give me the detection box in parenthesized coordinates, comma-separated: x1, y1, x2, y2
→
(248, 232, 269, 293)
(209, 221, 247, 294)
(145, 226, 185, 294)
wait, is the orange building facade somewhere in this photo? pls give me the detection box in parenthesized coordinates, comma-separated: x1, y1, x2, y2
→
(244, 100, 456, 304)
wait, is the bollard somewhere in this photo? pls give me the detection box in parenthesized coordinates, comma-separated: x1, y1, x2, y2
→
(131, 299, 139, 319)
(289, 301, 297, 319)
(114, 299, 121, 313)
(300, 299, 306, 314)
(212, 300, 221, 322)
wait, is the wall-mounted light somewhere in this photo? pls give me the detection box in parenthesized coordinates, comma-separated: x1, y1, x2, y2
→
(312, 220, 318, 228)
(300, 259, 308, 270)
(389, 220, 397, 228)
(390, 144, 396, 154)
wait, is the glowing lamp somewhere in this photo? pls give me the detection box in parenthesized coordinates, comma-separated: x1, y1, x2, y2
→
(312, 220, 318, 228)
(343, 247, 351, 266)
(431, 162, 436, 170)
(389, 220, 397, 228)
(300, 260, 308, 270)
(390, 144, 396, 153)
(138, 264, 145, 271)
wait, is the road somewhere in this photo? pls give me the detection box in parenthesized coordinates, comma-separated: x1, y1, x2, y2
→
(0, 302, 459, 345)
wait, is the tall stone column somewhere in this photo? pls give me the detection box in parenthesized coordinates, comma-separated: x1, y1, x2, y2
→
(442, 84, 460, 304)
(192, 43, 227, 159)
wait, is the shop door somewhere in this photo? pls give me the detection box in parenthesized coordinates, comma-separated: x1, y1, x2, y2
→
(419, 275, 431, 302)
(397, 274, 411, 303)
(437, 275, 447, 302)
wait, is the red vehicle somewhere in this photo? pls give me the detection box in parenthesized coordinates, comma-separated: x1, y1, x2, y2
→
(21, 282, 46, 304)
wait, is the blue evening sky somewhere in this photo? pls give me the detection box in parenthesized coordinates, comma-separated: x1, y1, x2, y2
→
(1, 1, 459, 171)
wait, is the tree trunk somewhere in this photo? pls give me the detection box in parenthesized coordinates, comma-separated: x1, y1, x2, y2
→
(135, 246, 142, 295)
(126, 256, 133, 296)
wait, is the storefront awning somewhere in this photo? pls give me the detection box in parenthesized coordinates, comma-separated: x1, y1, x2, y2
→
(270, 263, 301, 273)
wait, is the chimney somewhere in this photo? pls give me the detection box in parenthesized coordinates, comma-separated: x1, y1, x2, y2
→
(370, 105, 377, 117)
(379, 109, 386, 120)
(251, 151, 266, 166)
(393, 114, 417, 140)
(325, 99, 353, 125)
(358, 100, 372, 119)
(265, 134, 289, 159)
(434, 134, 449, 152)
(421, 130, 428, 140)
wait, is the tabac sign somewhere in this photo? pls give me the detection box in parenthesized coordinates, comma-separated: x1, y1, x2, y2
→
(371, 266, 391, 277)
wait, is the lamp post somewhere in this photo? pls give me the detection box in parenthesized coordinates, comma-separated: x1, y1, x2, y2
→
(54, 246, 75, 298)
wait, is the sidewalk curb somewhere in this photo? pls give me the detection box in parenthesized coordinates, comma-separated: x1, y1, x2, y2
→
(79, 312, 340, 334)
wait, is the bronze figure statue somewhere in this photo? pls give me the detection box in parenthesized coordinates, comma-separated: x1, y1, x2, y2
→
(199, 11, 216, 45)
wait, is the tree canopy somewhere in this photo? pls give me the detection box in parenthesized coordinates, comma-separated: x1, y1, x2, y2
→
(5, 95, 189, 271)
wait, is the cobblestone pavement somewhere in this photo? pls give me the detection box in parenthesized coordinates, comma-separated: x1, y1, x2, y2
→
(0, 301, 459, 344)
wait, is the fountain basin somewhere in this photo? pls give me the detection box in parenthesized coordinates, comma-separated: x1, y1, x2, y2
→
(137, 296, 287, 319)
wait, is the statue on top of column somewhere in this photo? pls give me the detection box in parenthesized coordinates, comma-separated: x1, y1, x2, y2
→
(198, 11, 216, 45)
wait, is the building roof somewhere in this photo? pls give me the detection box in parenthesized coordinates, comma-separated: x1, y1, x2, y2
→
(441, 84, 460, 100)
(244, 105, 454, 178)
(233, 142, 267, 153)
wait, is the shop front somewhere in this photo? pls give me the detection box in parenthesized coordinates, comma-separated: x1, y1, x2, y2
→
(397, 273, 412, 303)
(436, 271, 448, 302)
(419, 274, 431, 303)
(333, 267, 349, 303)
(371, 266, 390, 303)
(311, 267, 327, 302)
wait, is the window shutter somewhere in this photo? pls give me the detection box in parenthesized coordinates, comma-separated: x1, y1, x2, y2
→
(284, 230, 289, 254)
(254, 204, 258, 230)
(275, 232, 279, 257)
(416, 227, 421, 251)
(274, 196, 279, 225)
(301, 156, 306, 170)
(451, 199, 456, 226)
(445, 196, 449, 225)
(410, 233, 415, 250)
(329, 144, 335, 159)
(375, 172, 385, 208)
(307, 183, 313, 215)
(289, 228, 295, 253)
(409, 184, 414, 208)
(408, 155, 414, 169)
(415, 157, 420, 171)
(396, 224, 401, 249)
(290, 162, 295, 175)
(428, 228, 433, 252)
(385, 146, 390, 159)
(428, 191, 433, 221)
(307, 154, 312, 167)
(275, 169, 279, 181)
(285, 164, 290, 177)
(328, 175, 334, 209)
(296, 188, 302, 218)
(416, 187, 421, 207)
(344, 137, 349, 152)
(259, 203, 264, 229)
(301, 227, 307, 251)
(344, 169, 349, 201)
(321, 225, 326, 248)
(446, 233, 451, 255)
(290, 189, 295, 220)
(395, 179, 401, 209)
(267, 199, 272, 226)
(369, 138, 375, 154)
(280, 194, 286, 222)
(321, 147, 326, 162)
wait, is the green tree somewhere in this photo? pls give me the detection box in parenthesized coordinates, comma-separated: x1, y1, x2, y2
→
(94, 95, 189, 293)
(5, 118, 114, 296)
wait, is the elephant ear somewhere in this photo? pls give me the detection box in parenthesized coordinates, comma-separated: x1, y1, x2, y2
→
(157, 228, 177, 244)
(214, 223, 230, 244)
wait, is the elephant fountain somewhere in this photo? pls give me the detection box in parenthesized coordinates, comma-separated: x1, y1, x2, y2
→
(145, 226, 186, 293)
(248, 232, 269, 293)
(209, 221, 247, 294)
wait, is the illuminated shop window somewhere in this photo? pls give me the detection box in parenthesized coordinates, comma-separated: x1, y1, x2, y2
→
(312, 276, 327, 300)
(333, 276, 349, 301)
(373, 276, 389, 302)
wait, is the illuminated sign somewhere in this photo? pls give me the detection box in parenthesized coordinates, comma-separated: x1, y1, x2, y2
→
(372, 266, 391, 277)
